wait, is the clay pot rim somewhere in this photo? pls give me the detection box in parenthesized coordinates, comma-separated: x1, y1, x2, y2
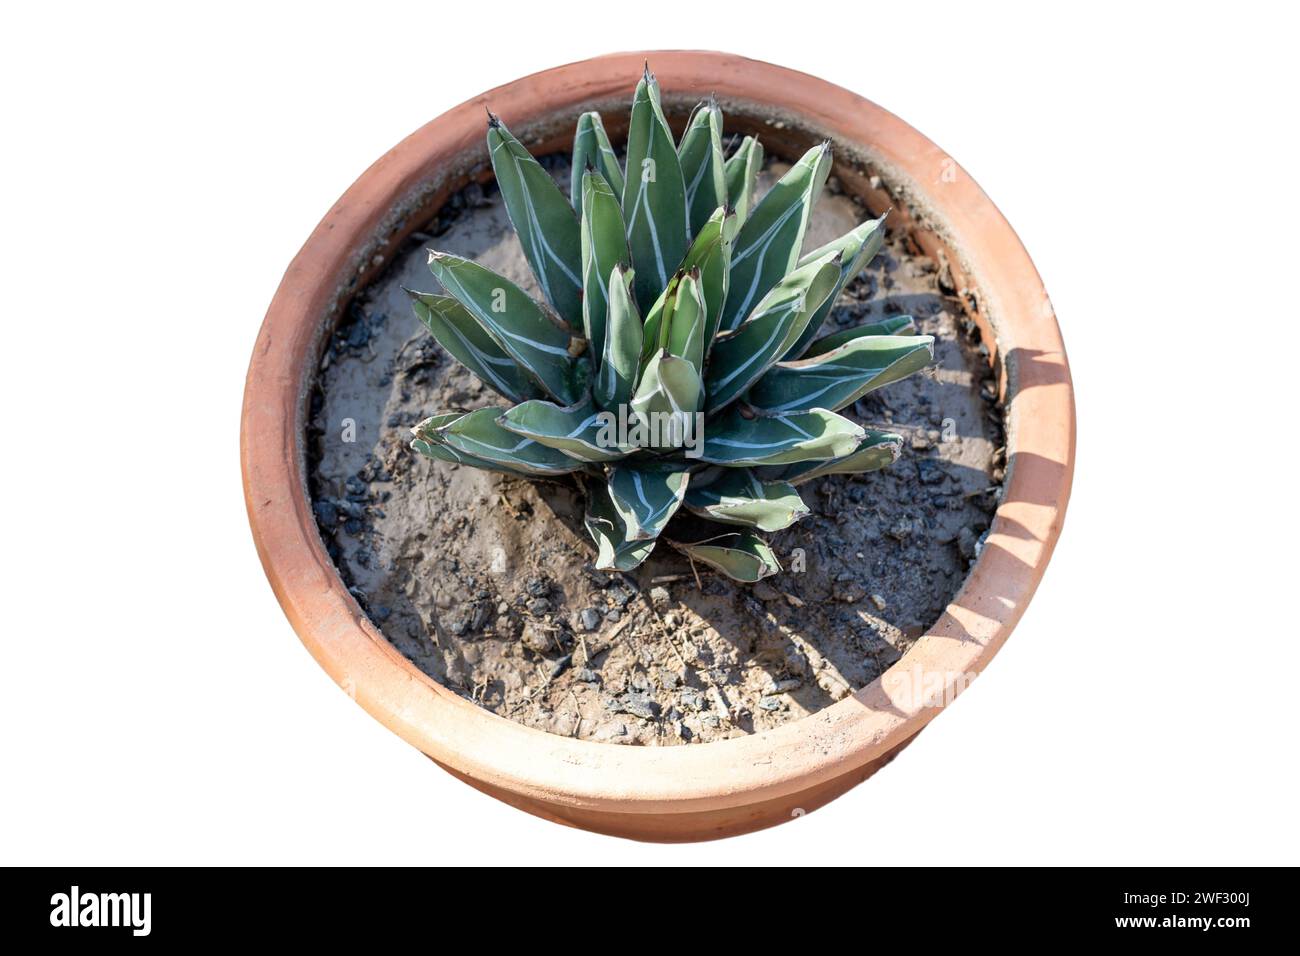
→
(241, 51, 1074, 816)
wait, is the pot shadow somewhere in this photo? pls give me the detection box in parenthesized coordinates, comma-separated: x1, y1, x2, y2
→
(841, 448, 1070, 720)
(532, 449, 1006, 728)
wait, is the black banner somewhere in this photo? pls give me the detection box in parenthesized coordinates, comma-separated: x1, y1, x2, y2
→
(7, 867, 1282, 941)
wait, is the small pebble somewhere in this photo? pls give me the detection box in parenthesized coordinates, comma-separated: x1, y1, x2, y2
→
(957, 526, 979, 559)
(521, 622, 551, 654)
(609, 692, 660, 721)
(834, 581, 866, 603)
(678, 687, 705, 711)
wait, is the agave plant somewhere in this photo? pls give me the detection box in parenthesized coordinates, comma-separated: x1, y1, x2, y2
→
(409, 65, 934, 583)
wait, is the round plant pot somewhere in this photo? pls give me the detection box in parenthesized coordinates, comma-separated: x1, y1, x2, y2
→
(241, 50, 1074, 842)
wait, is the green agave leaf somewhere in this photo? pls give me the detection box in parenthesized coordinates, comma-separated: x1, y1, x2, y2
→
(720, 142, 832, 332)
(412, 411, 467, 439)
(684, 468, 809, 532)
(805, 315, 917, 354)
(673, 530, 780, 583)
(704, 250, 842, 414)
(678, 100, 727, 237)
(580, 170, 631, 364)
(411, 413, 534, 479)
(622, 65, 689, 313)
(411, 435, 533, 479)
(607, 462, 689, 541)
(584, 481, 656, 571)
(666, 268, 705, 377)
(487, 114, 583, 326)
(723, 135, 763, 228)
(594, 264, 642, 411)
(640, 206, 736, 365)
(761, 431, 904, 485)
(700, 407, 865, 467)
(408, 291, 544, 405)
(639, 269, 681, 364)
(427, 251, 581, 405)
(570, 111, 624, 206)
(434, 407, 585, 477)
(693, 206, 737, 353)
(748, 334, 935, 414)
(782, 213, 889, 359)
(631, 351, 703, 434)
(498, 397, 633, 463)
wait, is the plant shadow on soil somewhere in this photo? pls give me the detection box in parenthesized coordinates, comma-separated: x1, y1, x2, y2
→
(307, 154, 1007, 746)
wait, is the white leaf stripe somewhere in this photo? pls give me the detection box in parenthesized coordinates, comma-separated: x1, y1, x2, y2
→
(629, 178, 668, 289)
(701, 409, 864, 465)
(622, 72, 688, 312)
(684, 153, 711, 208)
(492, 138, 583, 297)
(722, 145, 829, 331)
(608, 466, 688, 539)
(751, 337, 934, 412)
(433, 260, 570, 355)
(708, 301, 795, 392)
(500, 403, 631, 462)
(726, 200, 805, 328)
(413, 295, 538, 403)
(437, 408, 582, 475)
(751, 368, 887, 413)
(772, 433, 903, 485)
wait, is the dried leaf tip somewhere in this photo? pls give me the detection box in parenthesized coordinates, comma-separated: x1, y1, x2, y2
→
(485, 108, 501, 128)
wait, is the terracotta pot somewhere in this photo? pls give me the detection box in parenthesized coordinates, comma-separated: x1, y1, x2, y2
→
(241, 51, 1074, 842)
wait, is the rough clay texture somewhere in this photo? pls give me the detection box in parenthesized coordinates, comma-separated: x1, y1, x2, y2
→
(307, 156, 1005, 746)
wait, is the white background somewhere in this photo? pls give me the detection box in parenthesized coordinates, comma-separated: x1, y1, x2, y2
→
(3, 2, 1296, 865)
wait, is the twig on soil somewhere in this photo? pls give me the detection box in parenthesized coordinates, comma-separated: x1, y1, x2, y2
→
(639, 596, 690, 673)
(686, 555, 703, 591)
(568, 690, 582, 737)
(604, 611, 639, 643)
